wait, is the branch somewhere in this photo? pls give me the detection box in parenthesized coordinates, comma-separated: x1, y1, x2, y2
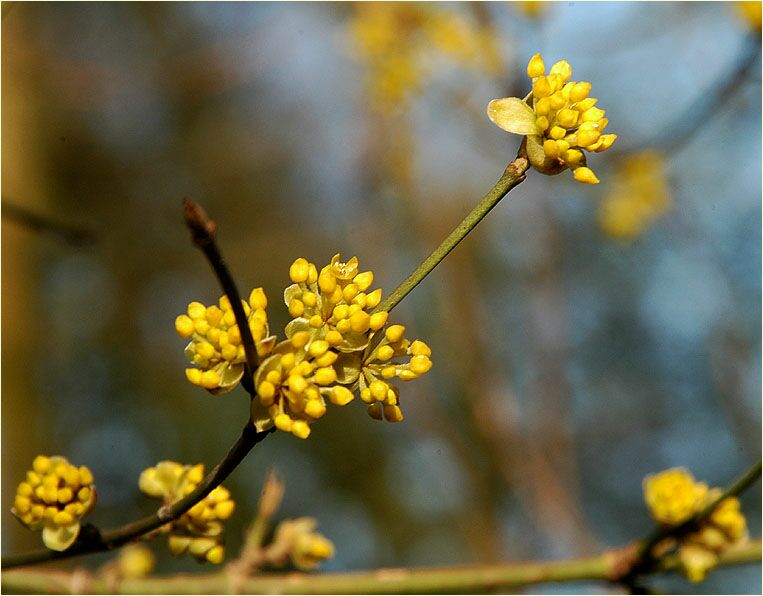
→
(1, 424, 273, 569)
(372, 153, 529, 314)
(2, 200, 276, 570)
(183, 198, 260, 392)
(2, 539, 759, 594)
(2, 199, 96, 246)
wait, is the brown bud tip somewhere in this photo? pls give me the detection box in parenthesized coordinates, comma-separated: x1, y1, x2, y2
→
(183, 198, 216, 246)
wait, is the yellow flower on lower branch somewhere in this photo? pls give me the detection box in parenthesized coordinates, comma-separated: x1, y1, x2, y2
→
(11, 455, 97, 551)
(175, 289, 276, 395)
(643, 467, 750, 583)
(643, 467, 708, 526)
(118, 544, 156, 578)
(268, 517, 335, 571)
(139, 461, 235, 564)
(487, 53, 616, 184)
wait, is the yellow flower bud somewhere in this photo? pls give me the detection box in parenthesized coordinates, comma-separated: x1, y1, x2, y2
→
(569, 81, 591, 102)
(573, 167, 600, 184)
(532, 75, 553, 98)
(526, 53, 545, 78)
(175, 315, 195, 338)
(289, 258, 310, 283)
(549, 60, 572, 82)
(291, 420, 311, 439)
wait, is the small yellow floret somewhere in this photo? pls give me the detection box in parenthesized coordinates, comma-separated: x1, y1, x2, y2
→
(527, 53, 545, 78)
(573, 167, 599, 184)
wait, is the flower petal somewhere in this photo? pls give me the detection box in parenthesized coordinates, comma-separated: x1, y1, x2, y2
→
(42, 523, 80, 552)
(487, 97, 540, 136)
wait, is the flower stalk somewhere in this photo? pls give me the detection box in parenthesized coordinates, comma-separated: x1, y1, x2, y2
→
(373, 154, 529, 315)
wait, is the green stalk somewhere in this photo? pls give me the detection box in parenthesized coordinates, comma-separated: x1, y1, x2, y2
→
(373, 155, 529, 314)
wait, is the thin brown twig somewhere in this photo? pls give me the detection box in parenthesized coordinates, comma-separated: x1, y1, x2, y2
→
(2, 201, 275, 570)
(1, 423, 273, 570)
(182, 198, 259, 392)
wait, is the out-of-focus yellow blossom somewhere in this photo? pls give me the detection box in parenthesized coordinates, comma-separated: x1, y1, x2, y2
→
(139, 461, 235, 564)
(117, 544, 156, 578)
(678, 543, 719, 583)
(349, 4, 502, 113)
(284, 254, 388, 353)
(12, 455, 97, 551)
(735, 1, 762, 31)
(706, 491, 747, 542)
(487, 53, 616, 184)
(513, 1, 549, 18)
(644, 467, 709, 526)
(267, 517, 335, 571)
(643, 467, 749, 583)
(175, 289, 276, 394)
(598, 151, 671, 240)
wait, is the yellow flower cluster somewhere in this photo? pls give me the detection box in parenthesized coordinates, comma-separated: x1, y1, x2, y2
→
(139, 461, 235, 564)
(247, 254, 432, 438)
(487, 54, 616, 184)
(644, 467, 709, 525)
(175, 289, 275, 394)
(358, 324, 433, 422)
(349, 4, 501, 113)
(268, 517, 335, 571)
(284, 254, 388, 353)
(643, 468, 748, 583)
(176, 254, 433, 439)
(12, 455, 96, 551)
(513, 1, 548, 18)
(598, 151, 671, 240)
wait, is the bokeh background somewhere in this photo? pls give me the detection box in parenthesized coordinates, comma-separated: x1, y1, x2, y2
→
(2, 2, 761, 593)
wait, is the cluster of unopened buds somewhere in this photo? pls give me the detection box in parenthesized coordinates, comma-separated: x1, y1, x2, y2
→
(488, 53, 616, 184)
(175, 289, 275, 393)
(12, 455, 97, 551)
(177, 254, 433, 439)
(139, 461, 235, 564)
(598, 150, 671, 240)
(643, 467, 748, 582)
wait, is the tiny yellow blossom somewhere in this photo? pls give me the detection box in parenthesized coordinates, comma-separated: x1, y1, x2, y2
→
(643, 467, 708, 525)
(487, 53, 617, 184)
(598, 151, 671, 240)
(118, 544, 156, 578)
(11, 455, 97, 551)
(176, 289, 276, 395)
(139, 461, 235, 564)
(514, 1, 549, 19)
(270, 517, 335, 571)
(679, 543, 719, 583)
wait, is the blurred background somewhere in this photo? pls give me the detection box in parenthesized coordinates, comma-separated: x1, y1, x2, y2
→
(2, 2, 760, 593)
